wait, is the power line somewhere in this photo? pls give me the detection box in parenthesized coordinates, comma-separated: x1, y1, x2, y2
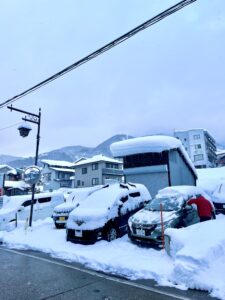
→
(0, 122, 22, 131)
(0, 0, 196, 109)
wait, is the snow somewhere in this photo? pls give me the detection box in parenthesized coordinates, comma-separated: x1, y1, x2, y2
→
(53, 186, 103, 214)
(4, 180, 30, 189)
(50, 167, 75, 173)
(1, 167, 225, 299)
(41, 159, 74, 168)
(67, 183, 151, 230)
(212, 182, 225, 204)
(197, 166, 225, 194)
(18, 122, 32, 130)
(73, 154, 122, 166)
(110, 135, 197, 177)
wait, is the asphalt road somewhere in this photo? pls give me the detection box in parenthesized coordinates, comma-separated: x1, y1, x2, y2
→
(0, 246, 218, 300)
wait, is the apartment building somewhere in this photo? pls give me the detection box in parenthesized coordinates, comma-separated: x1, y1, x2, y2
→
(174, 129, 217, 168)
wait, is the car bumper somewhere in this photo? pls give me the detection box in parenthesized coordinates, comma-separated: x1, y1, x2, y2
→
(66, 228, 102, 245)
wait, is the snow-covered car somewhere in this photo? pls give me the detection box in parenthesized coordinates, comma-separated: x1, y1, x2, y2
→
(128, 186, 213, 247)
(52, 186, 103, 228)
(212, 181, 225, 214)
(66, 182, 151, 244)
(0, 191, 64, 231)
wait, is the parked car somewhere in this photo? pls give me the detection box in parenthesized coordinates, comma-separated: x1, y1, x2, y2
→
(0, 191, 64, 231)
(128, 186, 213, 247)
(52, 186, 103, 228)
(212, 181, 225, 214)
(66, 182, 151, 244)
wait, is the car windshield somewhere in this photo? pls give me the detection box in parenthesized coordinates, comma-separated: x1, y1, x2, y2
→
(145, 197, 181, 212)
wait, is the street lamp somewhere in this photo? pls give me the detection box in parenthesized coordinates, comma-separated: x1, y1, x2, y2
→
(7, 105, 41, 227)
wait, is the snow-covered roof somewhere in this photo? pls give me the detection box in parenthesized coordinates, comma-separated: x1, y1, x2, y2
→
(41, 159, 74, 168)
(110, 135, 197, 177)
(50, 167, 75, 173)
(4, 180, 30, 189)
(0, 165, 13, 171)
(7, 169, 17, 175)
(73, 154, 122, 167)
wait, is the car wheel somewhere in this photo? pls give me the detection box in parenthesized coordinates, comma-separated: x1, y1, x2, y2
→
(106, 226, 118, 242)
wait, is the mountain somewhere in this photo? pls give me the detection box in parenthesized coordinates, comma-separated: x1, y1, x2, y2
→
(5, 134, 133, 168)
(0, 155, 23, 165)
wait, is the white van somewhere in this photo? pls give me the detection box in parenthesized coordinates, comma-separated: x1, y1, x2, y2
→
(0, 191, 64, 231)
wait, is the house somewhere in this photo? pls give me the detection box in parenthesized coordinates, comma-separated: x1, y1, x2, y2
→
(73, 155, 123, 188)
(174, 129, 217, 168)
(110, 135, 197, 197)
(41, 159, 75, 191)
(216, 150, 225, 167)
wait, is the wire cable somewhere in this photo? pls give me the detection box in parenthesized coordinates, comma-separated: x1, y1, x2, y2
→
(0, 0, 196, 109)
(0, 122, 22, 131)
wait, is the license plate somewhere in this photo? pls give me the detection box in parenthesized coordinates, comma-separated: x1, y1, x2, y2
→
(59, 217, 65, 221)
(75, 230, 82, 237)
(136, 229, 145, 236)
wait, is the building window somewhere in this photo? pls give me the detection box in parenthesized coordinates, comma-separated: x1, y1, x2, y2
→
(82, 167, 87, 174)
(193, 134, 200, 140)
(92, 178, 99, 186)
(106, 163, 119, 169)
(194, 144, 201, 149)
(77, 180, 81, 186)
(92, 163, 98, 170)
(194, 154, 204, 161)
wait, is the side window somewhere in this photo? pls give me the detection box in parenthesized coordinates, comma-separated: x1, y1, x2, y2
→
(38, 197, 51, 204)
(129, 192, 141, 198)
(22, 199, 37, 207)
(82, 167, 87, 174)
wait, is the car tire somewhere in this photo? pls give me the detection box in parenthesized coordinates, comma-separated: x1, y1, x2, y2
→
(105, 226, 118, 242)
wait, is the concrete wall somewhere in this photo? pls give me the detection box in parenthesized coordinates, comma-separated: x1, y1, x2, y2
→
(123, 165, 169, 198)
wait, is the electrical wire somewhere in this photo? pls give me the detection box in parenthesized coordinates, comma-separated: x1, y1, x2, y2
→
(0, 0, 196, 109)
(0, 122, 22, 131)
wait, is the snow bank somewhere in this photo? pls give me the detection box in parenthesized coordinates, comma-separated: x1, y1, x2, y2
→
(166, 216, 225, 299)
(197, 166, 225, 194)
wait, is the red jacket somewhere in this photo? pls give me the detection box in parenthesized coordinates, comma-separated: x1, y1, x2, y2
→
(187, 196, 213, 218)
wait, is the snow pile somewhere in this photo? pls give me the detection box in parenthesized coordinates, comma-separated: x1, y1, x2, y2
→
(67, 183, 151, 230)
(212, 182, 225, 204)
(197, 166, 225, 194)
(110, 135, 197, 177)
(166, 216, 225, 299)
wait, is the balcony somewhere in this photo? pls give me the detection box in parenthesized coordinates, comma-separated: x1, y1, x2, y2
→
(102, 168, 124, 176)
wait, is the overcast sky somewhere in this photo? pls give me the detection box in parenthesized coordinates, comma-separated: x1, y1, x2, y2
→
(0, 0, 224, 157)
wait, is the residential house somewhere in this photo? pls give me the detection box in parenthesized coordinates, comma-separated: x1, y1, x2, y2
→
(41, 159, 75, 191)
(174, 129, 217, 168)
(73, 155, 123, 188)
(110, 135, 197, 197)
